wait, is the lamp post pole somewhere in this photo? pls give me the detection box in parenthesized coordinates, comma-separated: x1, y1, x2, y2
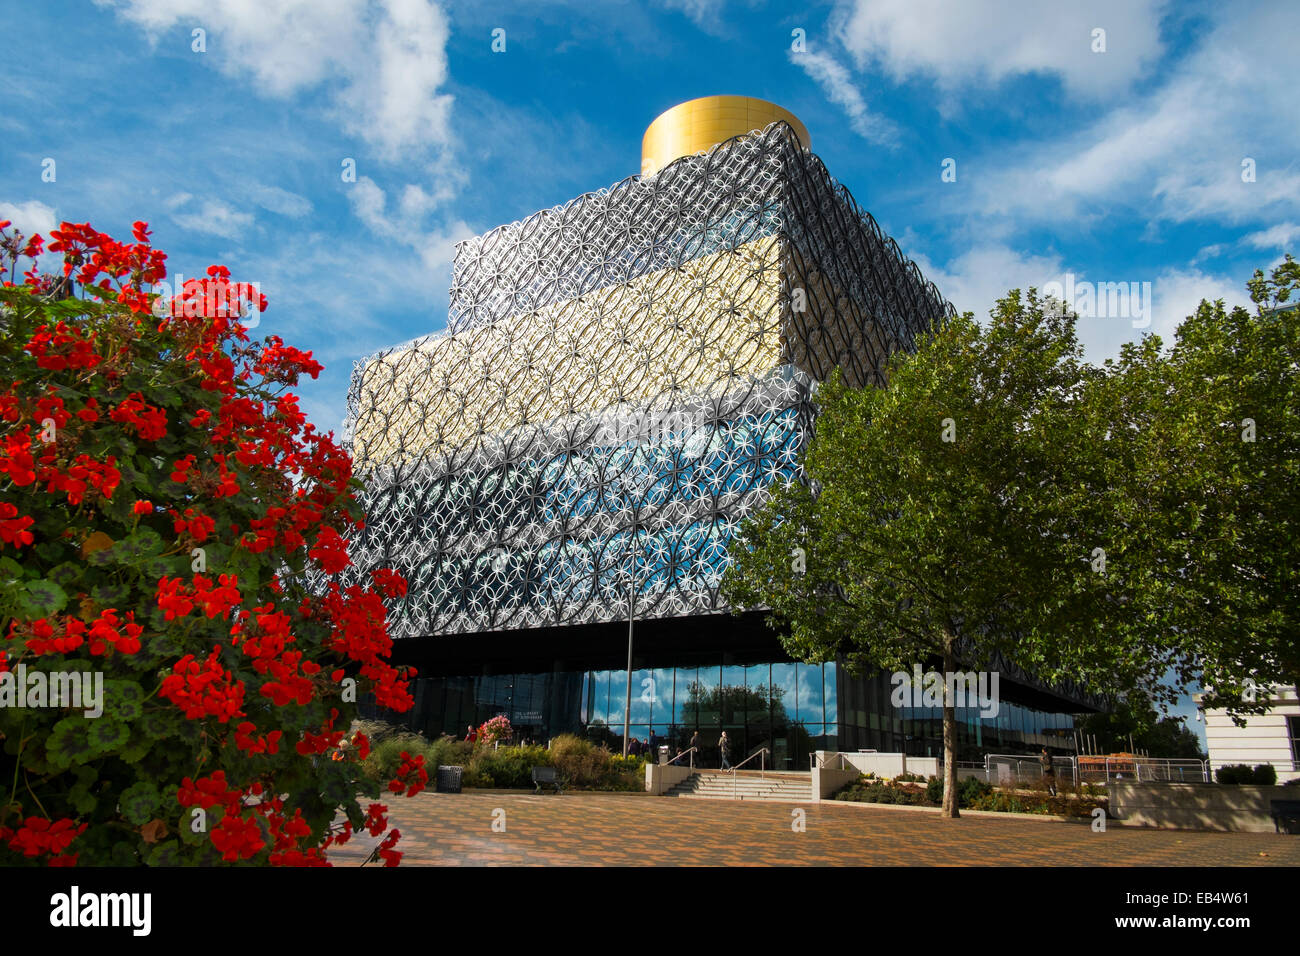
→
(622, 522, 635, 758)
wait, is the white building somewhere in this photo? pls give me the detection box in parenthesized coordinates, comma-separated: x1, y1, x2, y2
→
(1197, 685, 1300, 780)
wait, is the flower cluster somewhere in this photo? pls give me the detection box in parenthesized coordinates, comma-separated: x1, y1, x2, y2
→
(10, 611, 143, 657)
(0, 219, 415, 868)
(479, 714, 513, 744)
(0, 817, 88, 866)
(386, 751, 429, 799)
(158, 647, 246, 722)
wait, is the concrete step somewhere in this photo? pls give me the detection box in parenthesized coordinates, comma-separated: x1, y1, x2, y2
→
(665, 771, 812, 802)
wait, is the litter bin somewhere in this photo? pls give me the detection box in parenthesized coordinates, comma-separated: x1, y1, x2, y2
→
(436, 765, 463, 794)
(658, 745, 670, 766)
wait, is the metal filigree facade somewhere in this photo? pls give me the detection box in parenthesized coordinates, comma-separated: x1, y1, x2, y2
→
(343, 122, 954, 639)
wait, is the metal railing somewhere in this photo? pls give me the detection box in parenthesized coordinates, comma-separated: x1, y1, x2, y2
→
(1076, 756, 1208, 785)
(806, 751, 1213, 787)
(812, 752, 852, 771)
(728, 747, 770, 800)
(667, 746, 698, 768)
(981, 753, 1209, 786)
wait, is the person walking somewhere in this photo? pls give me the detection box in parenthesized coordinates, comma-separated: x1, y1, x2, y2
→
(719, 731, 731, 771)
(1039, 747, 1057, 796)
(689, 730, 701, 769)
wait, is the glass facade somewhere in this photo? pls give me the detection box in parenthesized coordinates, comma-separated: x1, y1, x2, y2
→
(835, 671, 1078, 761)
(384, 656, 1082, 767)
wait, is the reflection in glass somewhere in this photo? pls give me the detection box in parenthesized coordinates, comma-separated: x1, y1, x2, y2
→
(674, 666, 696, 728)
(796, 663, 824, 724)
(607, 669, 628, 728)
(694, 664, 720, 728)
(721, 664, 746, 728)
(630, 668, 654, 725)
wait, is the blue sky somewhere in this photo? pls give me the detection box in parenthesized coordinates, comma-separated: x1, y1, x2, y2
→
(6, 0, 1296, 745)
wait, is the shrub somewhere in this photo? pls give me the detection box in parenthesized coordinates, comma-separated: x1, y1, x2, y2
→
(958, 776, 993, 807)
(352, 719, 419, 745)
(0, 220, 420, 867)
(834, 777, 930, 806)
(549, 733, 610, 788)
(1216, 763, 1276, 785)
(468, 745, 551, 789)
(1253, 764, 1278, 785)
(926, 775, 943, 805)
(364, 736, 432, 782)
(427, 737, 473, 770)
(894, 771, 924, 783)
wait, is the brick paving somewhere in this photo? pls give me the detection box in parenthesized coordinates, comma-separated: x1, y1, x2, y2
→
(326, 790, 1300, 866)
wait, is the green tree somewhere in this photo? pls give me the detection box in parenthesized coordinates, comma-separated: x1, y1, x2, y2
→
(723, 293, 1178, 817)
(1148, 256, 1300, 709)
(1075, 699, 1206, 759)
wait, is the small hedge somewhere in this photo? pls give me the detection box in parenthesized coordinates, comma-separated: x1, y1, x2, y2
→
(1215, 764, 1278, 785)
(357, 724, 644, 791)
(833, 773, 1105, 818)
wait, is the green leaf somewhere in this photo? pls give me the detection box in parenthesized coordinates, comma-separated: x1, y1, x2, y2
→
(48, 716, 98, 769)
(86, 718, 129, 754)
(104, 680, 144, 722)
(24, 578, 69, 616)
(120, 781, 161, 825)
(147, 840, 182, 867)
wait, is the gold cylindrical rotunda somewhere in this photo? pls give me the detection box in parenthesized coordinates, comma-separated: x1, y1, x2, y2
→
(640, 95, 810, 177)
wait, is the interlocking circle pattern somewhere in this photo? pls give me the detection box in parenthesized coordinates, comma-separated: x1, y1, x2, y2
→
(343, 122, 954, 638)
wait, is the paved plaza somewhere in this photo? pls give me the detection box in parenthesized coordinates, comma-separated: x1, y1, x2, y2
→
(326, 791, 1300, 866)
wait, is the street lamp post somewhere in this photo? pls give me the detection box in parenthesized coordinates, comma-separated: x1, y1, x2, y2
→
(621, 515, 638, 758)
(622, 561, 634, 757)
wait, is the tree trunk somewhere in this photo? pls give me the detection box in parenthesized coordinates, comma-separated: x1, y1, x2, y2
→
(941, 634, 960, 819)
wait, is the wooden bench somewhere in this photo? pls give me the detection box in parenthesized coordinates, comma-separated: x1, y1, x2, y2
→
(1269, 798, 1300, 834)
(532, 766, 564, 795)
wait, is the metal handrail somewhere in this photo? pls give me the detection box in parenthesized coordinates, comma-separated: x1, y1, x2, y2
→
(731, 747, 770, 773)
(668, 746, 698, 768)
(729, 747, 770, 799)
(812, 751, 849, 770)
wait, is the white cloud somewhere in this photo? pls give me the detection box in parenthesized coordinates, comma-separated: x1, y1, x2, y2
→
(96, 0, 455, 161)
(346, 175, 472, 272)
(657, 0, 725, 28)
(790, 49, 897, 146)
(911, 242, 1066, 322)
(911, 243, 1250, 359)
(834, 0, 1165, 98)
(1151, 267, 1248, 340)
(926, 2, 1300, 231)
(0, 199, 58, 237)
(1242, 222, 1300, 252)
(167, 195, 254, 239)
(247, 184, 313, 218)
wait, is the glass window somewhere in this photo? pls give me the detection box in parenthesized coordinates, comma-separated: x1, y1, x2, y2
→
(1288, 715, 1300, 767)
(587, 671, 608, 726)
(771, 664, 796, 728)
(695, 664, 720, 728)
(721, 665, 746, 727)
(796, 663, 824, 724)
(674, 666, 696, 728)
(629, 668, 654, 726)
(746, 663, 770, 726)
(823, 662, 838, 726)
(607, 670, 628, 729)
